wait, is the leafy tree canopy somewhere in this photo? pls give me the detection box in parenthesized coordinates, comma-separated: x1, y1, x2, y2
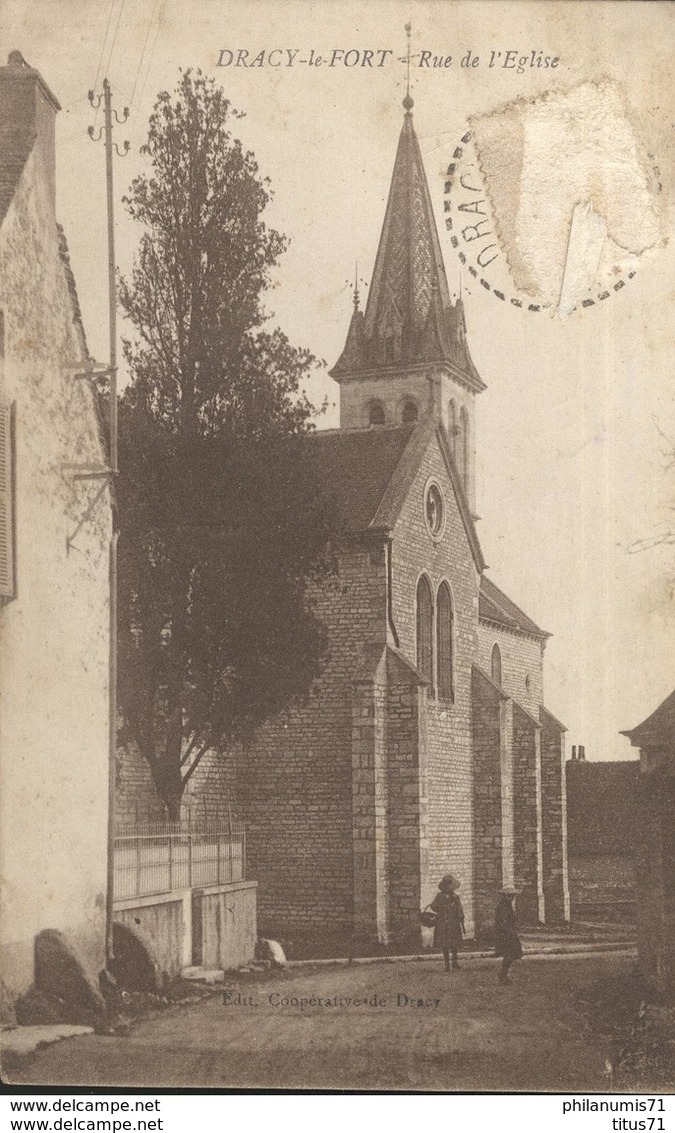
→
(116, 71, 335, 820)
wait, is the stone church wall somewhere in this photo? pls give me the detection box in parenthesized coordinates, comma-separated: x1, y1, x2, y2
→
(512, 705, 544, 923)
(477, 620, 544, 717)
(471, 669, 506, 932)
(233, 541, 388, 947)
(386, 665, 427, 944)
(540, 711, 569, 921)
(351, 662, 389, 945)
(391, 435, 479, 934)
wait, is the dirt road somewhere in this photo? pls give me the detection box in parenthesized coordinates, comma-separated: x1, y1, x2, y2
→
(8, 952, 625, 1091)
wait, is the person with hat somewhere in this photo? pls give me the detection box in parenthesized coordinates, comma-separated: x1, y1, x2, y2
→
(494, 887, 523, 985)
(430, 874, 465, 972)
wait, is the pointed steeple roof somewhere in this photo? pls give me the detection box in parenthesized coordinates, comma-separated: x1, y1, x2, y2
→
(331, 100, 484, 390)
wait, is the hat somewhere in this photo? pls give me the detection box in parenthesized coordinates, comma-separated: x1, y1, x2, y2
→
(499, 886, 519, 897)
(439, 873, 461, 892)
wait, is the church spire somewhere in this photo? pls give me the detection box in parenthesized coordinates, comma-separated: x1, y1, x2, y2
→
(403, 20, 413, 113)
(331, 85, 483, 391)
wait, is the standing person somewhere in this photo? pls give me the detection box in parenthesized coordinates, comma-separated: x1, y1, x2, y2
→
(494, 887, 523, 985)
(430, 874, 465, 972)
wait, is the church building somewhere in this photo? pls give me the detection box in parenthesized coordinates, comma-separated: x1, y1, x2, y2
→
(234, 94, 570, 950)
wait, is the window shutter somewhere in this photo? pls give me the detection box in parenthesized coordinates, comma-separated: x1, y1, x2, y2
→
(0, 397, 15, 599)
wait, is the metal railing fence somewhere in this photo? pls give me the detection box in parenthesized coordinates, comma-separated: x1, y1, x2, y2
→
(113, 821, 246, 901)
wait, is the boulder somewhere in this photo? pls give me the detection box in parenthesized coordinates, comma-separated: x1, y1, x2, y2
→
(109, 922, 163, 992)
(34, 930, 105, 1020)
(256, 938, 286, 967)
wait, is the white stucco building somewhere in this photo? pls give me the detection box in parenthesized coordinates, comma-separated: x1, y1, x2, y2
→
(0, 52, 111, 1015)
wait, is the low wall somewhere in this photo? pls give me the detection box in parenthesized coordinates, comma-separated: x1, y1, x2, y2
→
(569, 854, 636, 924)
(193, 881, 258, 970)
(113, 881, 257, 977)
(114, 891, 191, 978)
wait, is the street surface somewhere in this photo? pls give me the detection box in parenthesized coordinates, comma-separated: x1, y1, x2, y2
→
(9, 952, 626, 1091)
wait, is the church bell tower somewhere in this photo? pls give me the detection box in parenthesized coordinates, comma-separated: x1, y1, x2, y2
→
(329, 91, 485, 513)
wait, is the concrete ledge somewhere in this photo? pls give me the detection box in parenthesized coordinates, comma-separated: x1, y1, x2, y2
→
(283, 941, 636, 969)
(113, 889, 191, 911)
(192, 881, 257, 897)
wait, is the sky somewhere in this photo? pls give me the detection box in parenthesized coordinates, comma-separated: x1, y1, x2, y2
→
(2, 0, 674, 760)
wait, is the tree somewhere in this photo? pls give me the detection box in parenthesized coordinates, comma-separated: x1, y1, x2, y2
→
(116, 71, 335, 820)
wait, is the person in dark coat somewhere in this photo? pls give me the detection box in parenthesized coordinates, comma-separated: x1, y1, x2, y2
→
(430, 874, 465, 971)
(494, 887, 523, 985)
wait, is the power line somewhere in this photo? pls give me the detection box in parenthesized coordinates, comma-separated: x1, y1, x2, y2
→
(102, 0, 126, 84)
(133, 0, 163, 127)
(92, 0, 117, 94)
(92, 0, 125, 134)
(130, 0, 160, 110)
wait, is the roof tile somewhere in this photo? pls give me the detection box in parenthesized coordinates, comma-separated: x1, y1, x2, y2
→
(479, 575, 549, 639)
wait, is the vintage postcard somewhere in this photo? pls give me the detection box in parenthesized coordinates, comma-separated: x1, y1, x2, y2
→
(0, 0, 674, 1095)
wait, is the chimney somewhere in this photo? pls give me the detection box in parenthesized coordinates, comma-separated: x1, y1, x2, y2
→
(571, 745, 577, 761)
(0, 52, 60, 213)
(579, 745, 586, 761)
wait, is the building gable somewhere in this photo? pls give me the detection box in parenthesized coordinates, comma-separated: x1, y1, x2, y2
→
(307, 414, 484, 572)
(374, 414, 485, 572)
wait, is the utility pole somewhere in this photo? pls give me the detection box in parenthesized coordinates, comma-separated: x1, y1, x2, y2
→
(88, 79, 129, 965)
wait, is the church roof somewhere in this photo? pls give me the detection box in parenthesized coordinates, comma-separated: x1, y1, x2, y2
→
(308, 415, 486, 572)
(330, 104, 484, 390)
(479, 575, 549, 640)
(307, 423, 416, 534)
(621, 688, 675, 749)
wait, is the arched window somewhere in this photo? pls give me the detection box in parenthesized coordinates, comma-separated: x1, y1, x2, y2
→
(436, 582, 454, 702)
(459, 406, 469, 492)
(368, 400, 385, 426)
(402, 398, 418, 424)
(448, 399, 457, 459)
(416, 576, 433, 689)
(491, 643, 502, 686)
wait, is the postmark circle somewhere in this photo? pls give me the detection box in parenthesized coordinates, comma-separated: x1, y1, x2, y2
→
(442, 129, 639, 316)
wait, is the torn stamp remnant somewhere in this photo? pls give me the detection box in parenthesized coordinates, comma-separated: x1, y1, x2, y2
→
(443, 81, 666, 316)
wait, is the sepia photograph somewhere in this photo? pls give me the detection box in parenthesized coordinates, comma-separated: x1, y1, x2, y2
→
(0, 0, 674, 1096)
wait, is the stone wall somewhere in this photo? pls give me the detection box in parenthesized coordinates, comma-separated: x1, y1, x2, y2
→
(233, 540, 387, 945)
(513, 705, 544, 924)
(391, 433, 479, 933)
(386, 653, 427, 946)
(565, 757, 637, 923)
(566, 759, 638, 856)
(477, 620, 544, 718)
(116, 743, 239, 827)
(541, 711, 570, 922)
(351, 649, 389, 945)
(471, 668, 505, 931)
